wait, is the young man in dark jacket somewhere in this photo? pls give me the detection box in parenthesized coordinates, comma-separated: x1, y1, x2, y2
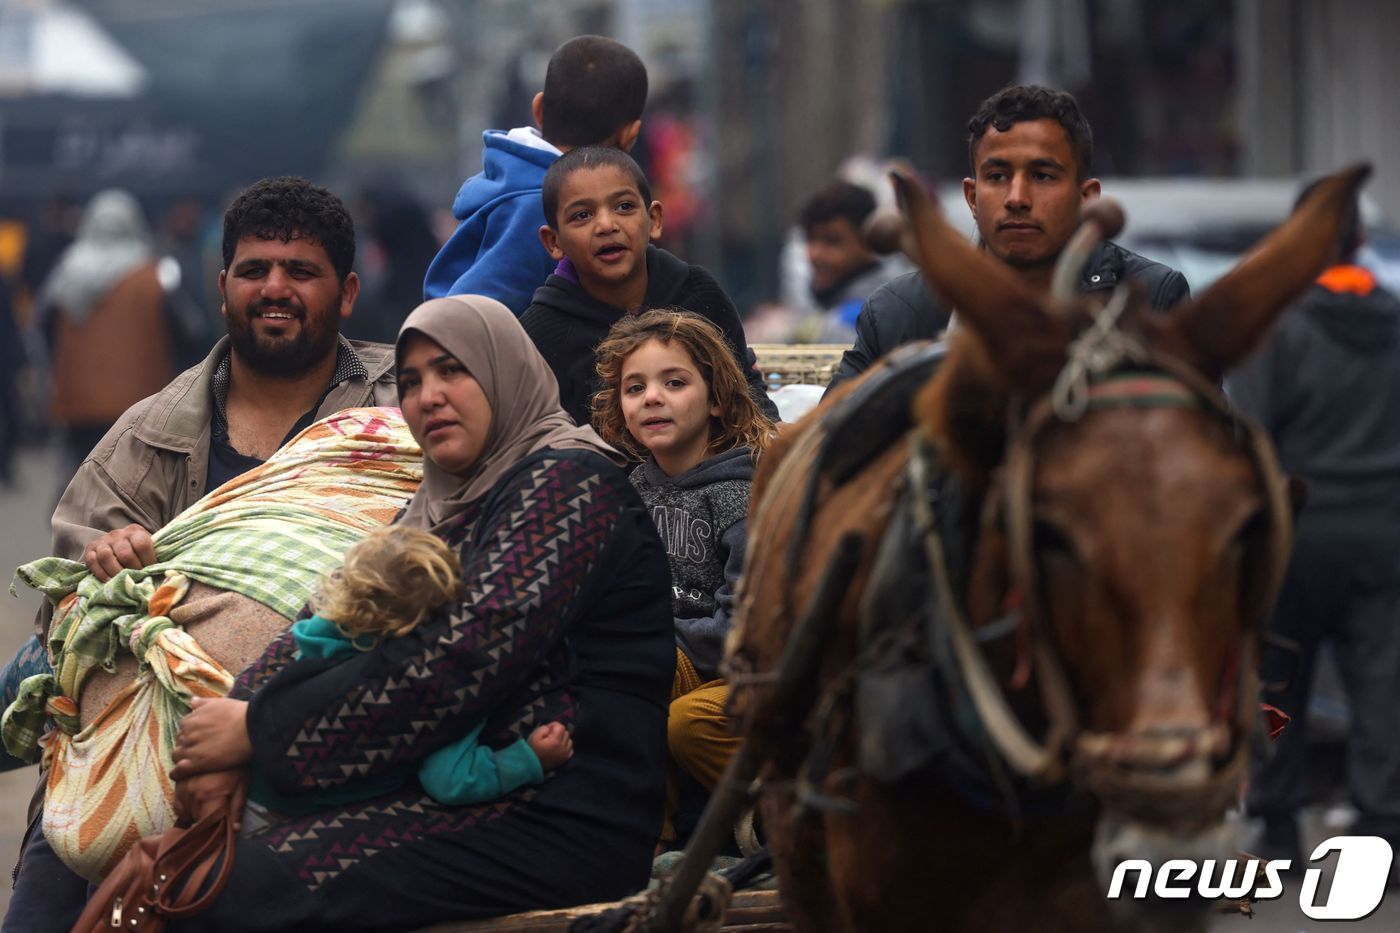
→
(522, 147, 777, 425)
(828, 85, 1189, 392)
(1229, 180, 1400, 869)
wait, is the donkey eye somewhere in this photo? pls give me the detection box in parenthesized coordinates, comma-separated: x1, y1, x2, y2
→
(1225, 509, 1266, 573)
(1033, 519, 1077, 561)
(1234, 509, 1266, 547)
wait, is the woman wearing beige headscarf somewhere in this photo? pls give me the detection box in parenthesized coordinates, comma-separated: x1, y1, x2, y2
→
(156, 296, 676, 931)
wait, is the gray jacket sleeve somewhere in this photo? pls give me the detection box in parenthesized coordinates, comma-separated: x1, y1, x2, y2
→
(1151, 269, 1192, 311)
(827, 272, 947, 395)
(828, 297, 888, 394)
(675, 516, 747, 679)
(51, 456, 163, 564)
(37, 453, 166, 637)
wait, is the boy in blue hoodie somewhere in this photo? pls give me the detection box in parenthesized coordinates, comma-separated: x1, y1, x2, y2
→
(422, 35, 648, 314)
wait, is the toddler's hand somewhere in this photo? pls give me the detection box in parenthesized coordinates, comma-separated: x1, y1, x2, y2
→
(528, 721, 574, 770)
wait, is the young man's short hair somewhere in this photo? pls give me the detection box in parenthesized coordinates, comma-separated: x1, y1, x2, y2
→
(541, 147, 653, 229)
(222, 176, 356, 282)
(799, 181, 877, 235)
(540, 36, 648, 149)
(966, 85, 1094, 180)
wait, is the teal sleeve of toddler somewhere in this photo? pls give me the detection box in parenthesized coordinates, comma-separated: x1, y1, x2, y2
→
(290, 615, 354, 660)
(418, 724, 544, 805)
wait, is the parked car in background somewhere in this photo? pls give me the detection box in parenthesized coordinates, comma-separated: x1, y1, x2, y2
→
(1099, 177, 1394, 291)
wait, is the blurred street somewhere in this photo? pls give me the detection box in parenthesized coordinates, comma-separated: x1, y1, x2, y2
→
(0, 447, 56, 920)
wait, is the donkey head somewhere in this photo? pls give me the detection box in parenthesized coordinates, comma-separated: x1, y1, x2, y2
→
(894, 165, 1368, 833)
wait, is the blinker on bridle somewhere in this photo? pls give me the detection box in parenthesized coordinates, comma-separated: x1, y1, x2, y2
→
(910, 281, 1295, 817)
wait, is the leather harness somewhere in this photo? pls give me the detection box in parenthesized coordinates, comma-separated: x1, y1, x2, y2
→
(738, 294, 1294, 828)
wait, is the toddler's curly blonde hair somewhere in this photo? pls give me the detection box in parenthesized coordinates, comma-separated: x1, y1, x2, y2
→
(315, 525, 463, 641)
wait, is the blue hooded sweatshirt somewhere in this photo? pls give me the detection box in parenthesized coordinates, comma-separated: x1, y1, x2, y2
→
(422, 128, 560, 314)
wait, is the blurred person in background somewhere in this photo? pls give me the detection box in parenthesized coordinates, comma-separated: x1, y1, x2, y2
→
(1229, 177, 1400, 870)
(37, 190, 175, 488)
(156, 196, 221, 369)
(19, 194, 80, 309)
(639, 76, 704, 260)
(0, 273, 21, 486)
(796, 179, 905, 343)
(349, 186, 440, 344)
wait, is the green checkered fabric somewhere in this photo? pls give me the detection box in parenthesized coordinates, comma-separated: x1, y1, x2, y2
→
(2, 407, 421, 762)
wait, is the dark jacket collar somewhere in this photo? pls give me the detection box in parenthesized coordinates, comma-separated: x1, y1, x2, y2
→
(531, 245, 693, 324)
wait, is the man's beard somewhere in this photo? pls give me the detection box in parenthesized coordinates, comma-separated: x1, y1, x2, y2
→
(227, 298, 340, 377)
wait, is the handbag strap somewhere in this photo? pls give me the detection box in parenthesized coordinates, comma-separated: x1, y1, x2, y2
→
(150, 796, 238, 919)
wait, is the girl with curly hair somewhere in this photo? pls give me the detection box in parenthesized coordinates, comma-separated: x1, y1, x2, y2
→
(593, 308, 774, 846)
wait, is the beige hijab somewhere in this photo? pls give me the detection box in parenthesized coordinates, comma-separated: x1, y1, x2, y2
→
(396, 296, 623, 533)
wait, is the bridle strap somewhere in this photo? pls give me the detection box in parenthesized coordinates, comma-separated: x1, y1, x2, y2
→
(908, 434, 1072, 783)
(999, 338, 1294, 787)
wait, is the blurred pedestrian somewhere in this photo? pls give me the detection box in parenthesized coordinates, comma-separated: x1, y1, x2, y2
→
(0, 273, 22, 486)
(797, 180, 905, 343)
(19, 193, 79, 307)
(350, 186, 440, 344)
(156, 196, 221, 368)
(37, 190, 174, 486)
(1230, 177, 1400, 868)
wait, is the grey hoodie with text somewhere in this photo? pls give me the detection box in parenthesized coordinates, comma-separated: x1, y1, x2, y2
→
(630, 447, 754, 679)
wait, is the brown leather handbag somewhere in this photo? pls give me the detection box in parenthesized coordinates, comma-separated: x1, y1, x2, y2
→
(71, 797, 237, 933)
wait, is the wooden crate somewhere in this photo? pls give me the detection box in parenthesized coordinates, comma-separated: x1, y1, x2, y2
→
(751, 344, 847, 388)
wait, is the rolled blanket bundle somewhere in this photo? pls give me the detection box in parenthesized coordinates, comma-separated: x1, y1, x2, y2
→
(2, 407, 422, 880)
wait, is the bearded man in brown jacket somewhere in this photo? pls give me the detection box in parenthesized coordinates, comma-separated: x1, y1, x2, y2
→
(2, 176, 400, 932)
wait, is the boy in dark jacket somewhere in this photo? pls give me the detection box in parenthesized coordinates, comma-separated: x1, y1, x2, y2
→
(423, 36, 648, 314)
(522, 147, 777, 425)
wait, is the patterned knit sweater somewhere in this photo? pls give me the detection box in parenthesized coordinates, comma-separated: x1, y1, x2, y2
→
(209, 449, 674, 931)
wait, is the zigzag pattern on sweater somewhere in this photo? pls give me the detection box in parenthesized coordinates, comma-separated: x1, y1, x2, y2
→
(255, 785, 535, 888)
(244, 455, 624, 887)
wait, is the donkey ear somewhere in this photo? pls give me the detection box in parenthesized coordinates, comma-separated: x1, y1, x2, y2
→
(1155, 163, 1372, 378)
(890, 167, 1069, 394)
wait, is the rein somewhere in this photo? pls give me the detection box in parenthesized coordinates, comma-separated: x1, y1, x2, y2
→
(912, 289, 1295, 820)
(732, 296, 1294, 831)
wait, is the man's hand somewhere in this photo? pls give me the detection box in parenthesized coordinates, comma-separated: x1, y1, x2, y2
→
(174, 768, 249, 829)
(172, 697, 253, 780)
(82, 524, 156, 581)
